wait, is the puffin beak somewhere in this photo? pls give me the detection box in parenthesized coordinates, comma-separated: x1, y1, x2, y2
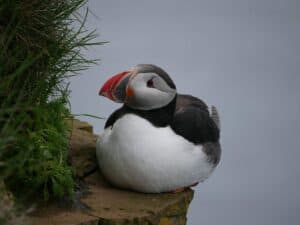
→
(99, 71, 131, 103)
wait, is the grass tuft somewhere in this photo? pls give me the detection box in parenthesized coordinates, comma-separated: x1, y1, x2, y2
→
(0, 0, 103, 203)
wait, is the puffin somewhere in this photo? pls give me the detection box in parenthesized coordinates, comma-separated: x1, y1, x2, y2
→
(96, 64, 221, 193)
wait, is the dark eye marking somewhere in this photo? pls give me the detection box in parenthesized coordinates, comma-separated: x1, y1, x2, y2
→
(147, 78, 154, 88)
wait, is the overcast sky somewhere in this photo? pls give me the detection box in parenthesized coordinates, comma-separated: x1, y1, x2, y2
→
(70, 1, 300, 225)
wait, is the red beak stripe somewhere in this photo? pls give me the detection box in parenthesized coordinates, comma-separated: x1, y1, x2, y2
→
(99, 71, 129, 101)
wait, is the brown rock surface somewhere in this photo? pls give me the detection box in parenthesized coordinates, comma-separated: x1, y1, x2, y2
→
(66, 118, 98, 178)
(25, 119, 194, 225)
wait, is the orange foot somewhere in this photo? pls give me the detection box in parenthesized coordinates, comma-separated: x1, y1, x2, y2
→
(171, 187, 187, 193)
(170, 182, 199, 193)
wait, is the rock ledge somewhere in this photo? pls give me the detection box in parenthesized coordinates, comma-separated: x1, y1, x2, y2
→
(25, 119, 194, 225)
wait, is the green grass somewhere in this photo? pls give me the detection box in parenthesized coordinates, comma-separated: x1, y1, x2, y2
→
(0, 0, 103, 202)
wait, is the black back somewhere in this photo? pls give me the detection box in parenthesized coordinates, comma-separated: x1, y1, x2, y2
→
(171, 94, 220, 144)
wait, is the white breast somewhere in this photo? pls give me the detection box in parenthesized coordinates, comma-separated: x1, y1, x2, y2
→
(96, 114, 215, 193)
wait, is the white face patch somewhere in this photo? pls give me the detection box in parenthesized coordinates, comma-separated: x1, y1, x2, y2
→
(125, 73, 177, 110)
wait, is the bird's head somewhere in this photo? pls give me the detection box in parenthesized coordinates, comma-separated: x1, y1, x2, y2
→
(99, 64, 177, 110)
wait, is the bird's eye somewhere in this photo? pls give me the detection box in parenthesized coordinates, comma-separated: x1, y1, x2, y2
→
(147, 79, 154, 88)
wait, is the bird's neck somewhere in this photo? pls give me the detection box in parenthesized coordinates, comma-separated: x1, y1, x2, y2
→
(124, 95, 177, 127)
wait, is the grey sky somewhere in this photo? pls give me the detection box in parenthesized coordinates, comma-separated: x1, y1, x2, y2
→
(70, 1, 300, 225)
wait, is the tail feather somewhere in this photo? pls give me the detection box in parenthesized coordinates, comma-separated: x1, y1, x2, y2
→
(211, 105, 221, 130)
